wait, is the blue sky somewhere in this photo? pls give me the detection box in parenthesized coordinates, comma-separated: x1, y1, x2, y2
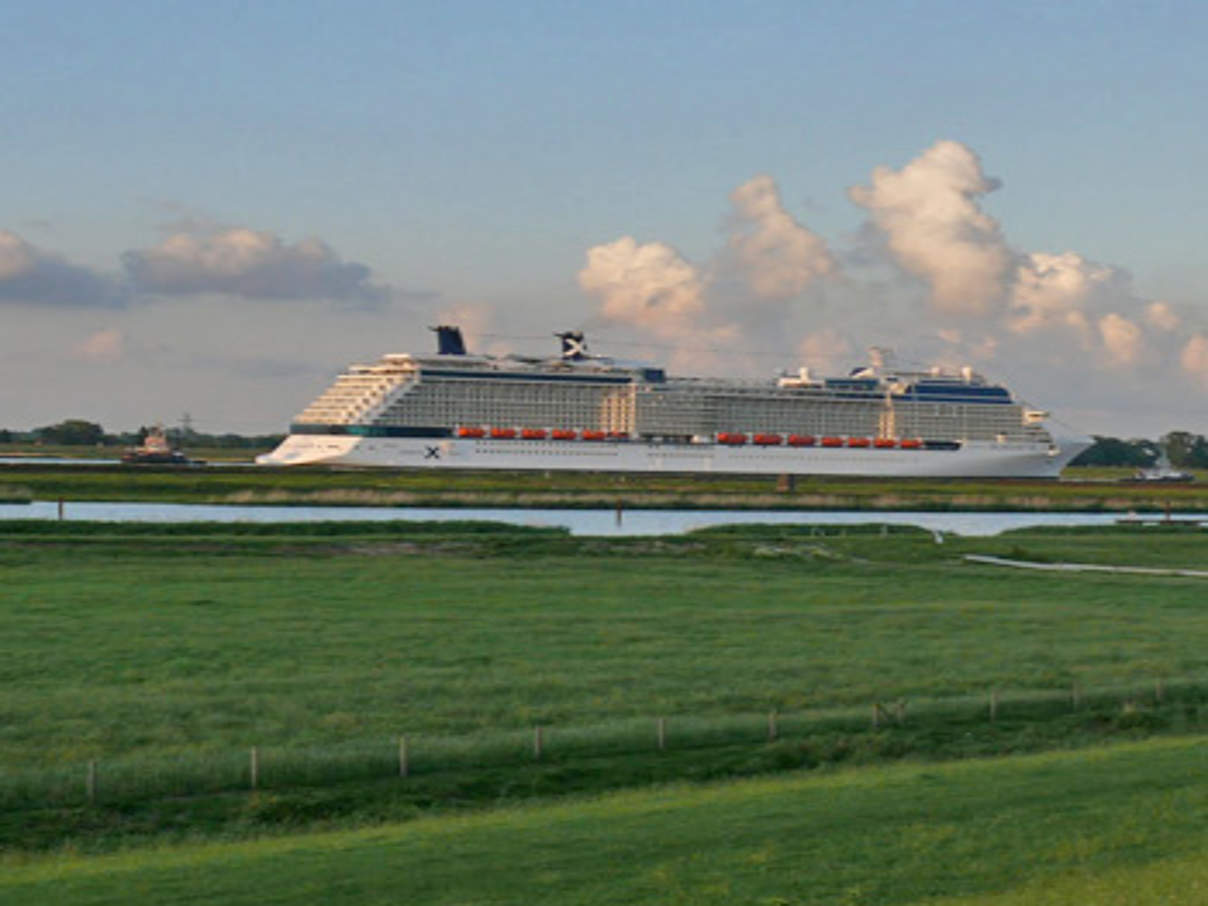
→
(3, 1, 1207, 433)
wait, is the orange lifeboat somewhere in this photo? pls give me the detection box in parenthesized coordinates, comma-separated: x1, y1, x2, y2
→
(753, 433, 782, 446)
(551, 429, 577, 440)
(457, 426, 485, 439)
(489, 427, 516, 439)
(900, 438, 922, 449)
(521, 428, 547, 439)
(847, 437, 871, 448)
(607, 431, 629, 440)
(581, 429, 606, 441)
(820, 436, 843, 448)
(874, 438, 897, 449)
(717, 432, 748, 445)
(787, 434, 816, 447)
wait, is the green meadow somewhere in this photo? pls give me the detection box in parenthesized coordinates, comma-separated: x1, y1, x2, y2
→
(5, 738, 1208, 905)
(5, 519, 1208, 900)
(6, 521, 1208, 769)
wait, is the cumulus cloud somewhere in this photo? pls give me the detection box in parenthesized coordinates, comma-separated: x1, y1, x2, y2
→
(1180, 334, 1208, 385)
(0, 230, 122, 306)
(847, 140, 1011, 316)
(577, 236, 706, 336)
(727, 174, 835, 300)
(796, 328, 853, 375)
(122, 228, 388, 303)
(1098, 313, 1144, 367)
(72, 328, 125, 364)
(1008, 251, 1114, 336)
(1145, 301, 1179, 331)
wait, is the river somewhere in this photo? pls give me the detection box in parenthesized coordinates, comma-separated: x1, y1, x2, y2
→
(0, 500, 1190, 536)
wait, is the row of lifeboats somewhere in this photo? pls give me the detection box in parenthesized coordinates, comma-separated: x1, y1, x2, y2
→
(456, 425, 925, 449)
(456, 426, 628, 441)
(717, 433, 923, 449)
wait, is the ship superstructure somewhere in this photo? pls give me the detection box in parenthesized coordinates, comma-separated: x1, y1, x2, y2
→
(257, 327, 1086, 477)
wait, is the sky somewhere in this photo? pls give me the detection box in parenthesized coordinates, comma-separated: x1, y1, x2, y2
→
(3, 0, 1207, 437)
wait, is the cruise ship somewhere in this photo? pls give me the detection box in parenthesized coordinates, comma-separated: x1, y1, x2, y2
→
(257, 326, 1088, 477)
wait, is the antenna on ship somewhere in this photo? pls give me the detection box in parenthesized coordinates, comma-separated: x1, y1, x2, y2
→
(555, 330, 587, 360)
(430, 325, 467, 356)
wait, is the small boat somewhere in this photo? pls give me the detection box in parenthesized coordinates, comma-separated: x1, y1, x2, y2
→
(521, 428, 548, 439)
(874, 438, 897, 449)
(787, 434, 816, 447)
(717, 432, 748, 445)
(121, 425, 200, 465)
(820, 436, 843, 448)
(581, 430, 607, 441)
(753, 434, 783, 446)
(551, 429, 577, 440)
(489, 427, 516, 439)
(847, 437, 871, 448)
(457, 426, 485, 438)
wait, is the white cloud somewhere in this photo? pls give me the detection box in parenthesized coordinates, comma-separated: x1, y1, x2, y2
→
(578, 236, 706, 336)
(1098, 313, 1143, 367)
(796, 328, 853, 375)
(727, 174, 835, 300)
(122, 228, 389, 303)
(1008, 251, 1112, 336)
(847, 140, 1011, 316)
(73, 328, 125, 364)
(1180, 334, 1208, 385)
(1145, 301, 1179, 331)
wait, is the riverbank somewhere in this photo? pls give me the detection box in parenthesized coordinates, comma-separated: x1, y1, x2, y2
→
(1, 462, 1207, 511)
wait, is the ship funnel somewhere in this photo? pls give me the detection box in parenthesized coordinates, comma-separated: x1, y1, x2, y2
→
(555, 330, 587, 360)
(431, 325, 466, 356)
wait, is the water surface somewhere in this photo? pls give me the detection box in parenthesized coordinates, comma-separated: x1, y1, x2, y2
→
(0, 500, 1192, 537)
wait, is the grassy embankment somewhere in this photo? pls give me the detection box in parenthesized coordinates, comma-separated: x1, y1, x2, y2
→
(6, 738, 1208, 905)
(4, 520, 1208, 857)
(2, 462, 1208, 510)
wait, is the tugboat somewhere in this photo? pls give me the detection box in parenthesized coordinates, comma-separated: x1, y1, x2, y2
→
(121, 425, 201, 465)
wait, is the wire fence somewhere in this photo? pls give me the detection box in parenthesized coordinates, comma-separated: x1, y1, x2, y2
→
(4, 677, 1204, 810)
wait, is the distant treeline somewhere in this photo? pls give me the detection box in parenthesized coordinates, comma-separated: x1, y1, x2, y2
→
(0, 419, 284, 449)
(1070, 431, 1208, 468)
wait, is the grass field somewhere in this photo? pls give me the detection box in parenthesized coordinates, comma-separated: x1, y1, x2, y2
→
(6, 521, 1208, 768)
(6, 738, 1208, 905)
(6, 519, 1208, 898)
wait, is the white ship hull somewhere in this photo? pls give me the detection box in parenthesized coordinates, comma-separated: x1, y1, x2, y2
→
(258, 434, 1087, 478)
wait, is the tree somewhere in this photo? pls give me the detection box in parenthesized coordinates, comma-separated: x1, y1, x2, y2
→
(34, 419, 105, 445)
(1069, 436, 1158, 468)
(1161, 431, 1208, 468)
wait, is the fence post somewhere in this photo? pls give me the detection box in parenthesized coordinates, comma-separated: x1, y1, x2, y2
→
(989, 690, 998, 722)
(250, 746, 259, 790)
(86, 760, 97, 804)
(398, 735, 409, 778)
(657, 717, 666, 750)
(533, 726, 543, 761)
(768, 711, 778, 742)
